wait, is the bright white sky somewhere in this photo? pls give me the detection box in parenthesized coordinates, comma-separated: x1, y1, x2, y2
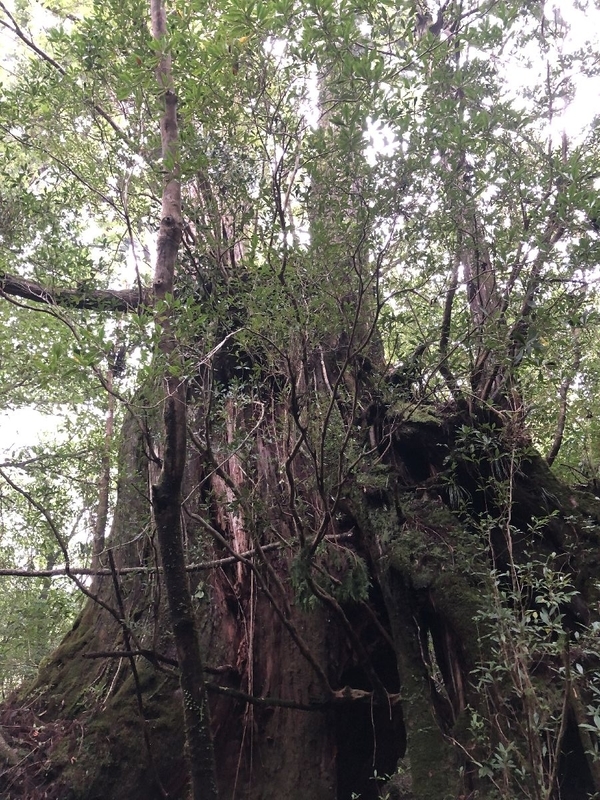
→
(0, 407, 64, 452)
(511, 0, 600, 143)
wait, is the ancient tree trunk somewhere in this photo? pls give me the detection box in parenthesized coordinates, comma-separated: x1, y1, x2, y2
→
(2, 392, 600, 800)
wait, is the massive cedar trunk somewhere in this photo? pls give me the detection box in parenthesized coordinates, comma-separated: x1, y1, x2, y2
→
(2, 103, 600, 800)
(2, 384, 600, 799)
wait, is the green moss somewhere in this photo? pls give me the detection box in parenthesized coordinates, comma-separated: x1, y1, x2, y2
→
(388, 401, 441, 426)
(429, 572, 487, 667)
(52, 668, 186, 800)
(21, 610, 97, 716)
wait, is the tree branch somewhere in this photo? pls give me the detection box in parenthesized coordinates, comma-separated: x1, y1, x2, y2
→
(0, 272, 149, 311)
(546, 327, 582, 467)
(83, 649, 401, 711)
(0, 2, 136, 150)
(0, 534, 353, 578)
(207, 682, 401, 710)
(148, 0, 218, 795)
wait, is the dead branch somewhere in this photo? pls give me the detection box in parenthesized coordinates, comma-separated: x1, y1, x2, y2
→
(81, 650, 401, 711)
(0, 534, 353, 578)
(546, 327, 582, 467)
(208, 682, 401, 710)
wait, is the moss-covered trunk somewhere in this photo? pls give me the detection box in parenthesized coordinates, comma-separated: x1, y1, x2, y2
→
(2, 398, 600, 800)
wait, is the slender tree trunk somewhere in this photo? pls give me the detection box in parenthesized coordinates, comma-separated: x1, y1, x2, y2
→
(91, 364, 114, 578)
(149, 1, 218, 797)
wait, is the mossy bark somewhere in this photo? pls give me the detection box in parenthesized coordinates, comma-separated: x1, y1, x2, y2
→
(3, 405, 600, 800)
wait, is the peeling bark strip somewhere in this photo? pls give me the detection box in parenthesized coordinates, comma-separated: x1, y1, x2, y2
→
(149, 1, 218, 799)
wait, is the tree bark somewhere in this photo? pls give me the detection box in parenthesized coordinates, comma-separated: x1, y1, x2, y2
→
(0, 272, 148, 310)
(148, 0, 218, 797)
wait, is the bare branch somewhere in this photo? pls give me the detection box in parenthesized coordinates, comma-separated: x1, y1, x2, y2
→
(81, 650, 401, 711)
(0, 534, 353, 578)
(438, 250, 460, 397)
(0, 466, 134, 630)
(546, 376, 572, 468)
(207, 682, 401, 710)
(0, 272, 149, 311)
(546, 328, 582, 467)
